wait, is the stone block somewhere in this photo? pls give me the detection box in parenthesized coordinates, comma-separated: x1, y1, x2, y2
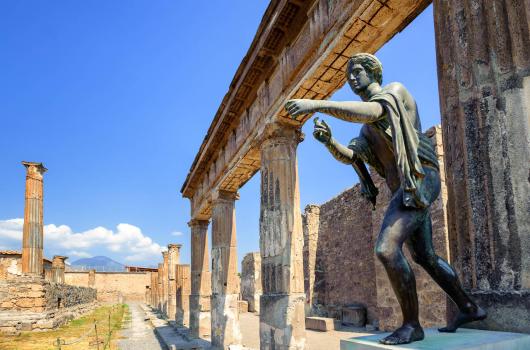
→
(305, 316, 335, 331)
(341, 305, 366, 327)
(238, 300, 248, 313)
(340, 328, 530, 350)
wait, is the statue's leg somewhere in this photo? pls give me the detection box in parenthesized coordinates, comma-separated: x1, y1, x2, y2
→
(406, 214, 487, 332)
(375, 192, 426, 345)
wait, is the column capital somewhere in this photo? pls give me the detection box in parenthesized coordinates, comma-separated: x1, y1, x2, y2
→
(188, 219, 209, 230)
(22, 161, 47, 178)
(212, 189, 239, 204)
(52, 255, 68, 268)
(260, 121, 304, 145)
(168, 243, 182, 251)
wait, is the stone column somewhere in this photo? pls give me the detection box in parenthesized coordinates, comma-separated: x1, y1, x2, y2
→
(176, 264, 191, 327)
(51, 255, 67, 284)
(162, 251, 169, 316)
(189, 219, 211, 339)
(241, 252, 262, 313)
(21, 161, 47, 276)
(158, 263, 164, 311)
(151, 271, 159, 308)
(210, 190, 242, 349)
(88, 269, 96, 288)
(167, 244, 182, 321)
(302, 205, 320, 316)
(434, 0, 530, 333)
(259, 122, 306, 350)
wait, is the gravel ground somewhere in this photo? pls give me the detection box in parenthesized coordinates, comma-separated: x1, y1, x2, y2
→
(117, 302, 164, 350)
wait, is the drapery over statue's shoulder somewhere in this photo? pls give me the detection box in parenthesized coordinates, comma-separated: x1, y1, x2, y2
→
(351, 86, 439, 209)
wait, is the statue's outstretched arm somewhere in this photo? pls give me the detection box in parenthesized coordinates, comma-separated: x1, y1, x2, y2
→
(285, 99, 384, 123)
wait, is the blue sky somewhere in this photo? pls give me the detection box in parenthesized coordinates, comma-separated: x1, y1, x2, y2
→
(0, 2, 440, 268)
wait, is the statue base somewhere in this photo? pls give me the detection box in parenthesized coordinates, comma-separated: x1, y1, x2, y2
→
(340, 328, 530, 349)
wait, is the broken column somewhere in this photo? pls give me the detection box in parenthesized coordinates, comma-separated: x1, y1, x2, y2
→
(211, 190, 242, 349)
(189, 219, 211, 339)
(259, 122, 306, 349)
(241, 252, 262, 313)
(167, 243, 182, 321)
(176, 264, 191, 327)
(302, 205, 320, 316)
(434, 0, 530, 333)
(21, 161, 47, 276)
(88, 269, 96, 288)
(51, 255, 67, 284)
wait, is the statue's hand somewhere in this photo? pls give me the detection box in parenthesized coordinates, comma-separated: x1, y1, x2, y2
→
(313, 117, 332, 144)
(285, 99, 317, 117)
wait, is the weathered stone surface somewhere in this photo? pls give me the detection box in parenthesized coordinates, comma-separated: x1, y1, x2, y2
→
(434, 0, 530, 333)
(189, 219, 211, 339)
(21, 162, 47, 276)
(176, 264, 190, 327)
(211, 190, 242, 349)
(238, 300, 248, 314)
(167, 243, 181, 321)
(51, 255, 67, 284)
(341, 306, 366, 327)
(241, 252, 261, 313)
(305, 317, 335, 332)
(259, 123, 306, 349)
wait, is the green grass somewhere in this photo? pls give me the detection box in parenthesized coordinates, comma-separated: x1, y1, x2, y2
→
(0, 304, 129, 350)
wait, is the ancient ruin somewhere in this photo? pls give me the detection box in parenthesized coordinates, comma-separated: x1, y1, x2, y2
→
(180, 0, 529, 348)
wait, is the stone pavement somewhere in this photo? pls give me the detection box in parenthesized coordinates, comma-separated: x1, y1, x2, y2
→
(118, 302, 164, 350)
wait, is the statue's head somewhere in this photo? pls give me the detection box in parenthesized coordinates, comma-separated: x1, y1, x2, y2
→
(347, 53, 383, 94)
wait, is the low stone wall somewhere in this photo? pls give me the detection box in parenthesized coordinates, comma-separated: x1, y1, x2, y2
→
(65, 271, 150, 302)
(0, 276, 97, 334)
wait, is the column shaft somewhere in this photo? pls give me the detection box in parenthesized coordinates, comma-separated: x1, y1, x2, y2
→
(211, 190, 242, 349)
(189, 219, 211, 339)
(259, 123, 306, 350)
(21, 162, 47, 275)
(51, 255, 67, 284)
(158, 263, 164, 311)
(162, 252, 169, 316)
(176, 264, 191, 327)
(434, 0, 530, 333)
(167, 244, 182, 321)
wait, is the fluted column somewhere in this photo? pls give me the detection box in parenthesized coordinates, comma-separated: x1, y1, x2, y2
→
(162, 251, 169, 316)
(51, 255, 67, 283)
(21, 161, 47, 276)
(167, 244, 182, 321)
(189, 219, 211, 339)
(259, 122, 306, 350)
(434, 0, 530, 333)
(176, 264, 191, 327)
(211, 190, 241, 349)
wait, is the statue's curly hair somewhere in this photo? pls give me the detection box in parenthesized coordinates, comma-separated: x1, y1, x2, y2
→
(348, 53, 383, 85)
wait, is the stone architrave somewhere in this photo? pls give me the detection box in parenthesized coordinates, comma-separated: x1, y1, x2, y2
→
(211, 190, 242, 349)
(433, 0, 530, 333)
(259, 122, 306, 350)
(167, 244, 182, 321)
(21, 161, 47, 276)
(158, 263, 164, 311)
(189, 219, 211, 339)
(88, 269, 96, 288)
(241, 252, 262, 313)
(176, 264, 191, 327)
(51, 255, 68, 284)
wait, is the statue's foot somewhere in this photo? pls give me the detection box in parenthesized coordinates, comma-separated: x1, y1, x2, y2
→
(438, 306, 487, 333)
(379, 324, 424, 345)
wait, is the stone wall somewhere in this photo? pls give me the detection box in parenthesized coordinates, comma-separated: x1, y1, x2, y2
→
(0, 253, 52, 281)
(0, 276, 97, 334)
(65, 271, 150, 302)
(302, 126, 450, 331)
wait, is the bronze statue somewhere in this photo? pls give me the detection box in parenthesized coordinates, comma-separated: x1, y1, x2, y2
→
(285, 53, 486, 345)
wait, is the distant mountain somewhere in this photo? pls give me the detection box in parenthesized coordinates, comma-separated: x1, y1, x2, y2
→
(70, 256, 125, 272)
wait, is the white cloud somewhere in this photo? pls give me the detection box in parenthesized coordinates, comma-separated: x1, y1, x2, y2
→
(171, 231, 183, 237)
(0, 218, 163, 263)
(68, 250, 93, 258)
